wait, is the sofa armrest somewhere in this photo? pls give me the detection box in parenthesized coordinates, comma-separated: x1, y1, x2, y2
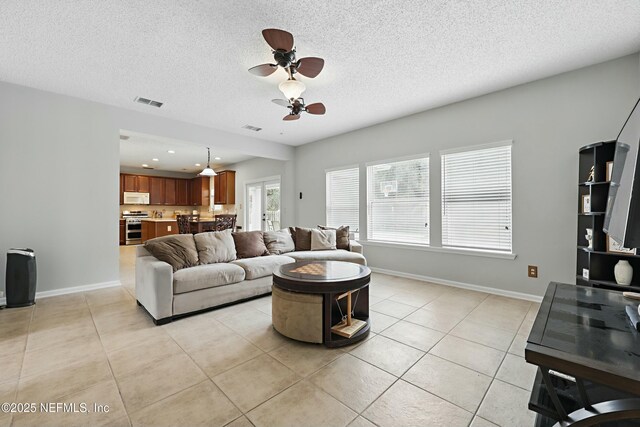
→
(135, 255, 174, 322)
(349, 240, 363, 254)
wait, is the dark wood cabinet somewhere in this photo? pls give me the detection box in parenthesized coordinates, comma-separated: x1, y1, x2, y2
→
(164, 178, 176, 205)
(119, 175, 124, 205)
(141, 220, 178, 242)
(149, 177, 165, 205)
(123, 175, 137, 192)
(120, 173, 210, 207)
(190, 176, 210, 206)
(176, 179, 189, 206)
(122, 174, 150, 194)
(213, 171, 236, 204)
(119, 219, 125, 245)
(137, 176, 150, 193)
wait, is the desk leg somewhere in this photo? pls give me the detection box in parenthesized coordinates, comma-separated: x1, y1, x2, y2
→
(540, 367, 568, 420)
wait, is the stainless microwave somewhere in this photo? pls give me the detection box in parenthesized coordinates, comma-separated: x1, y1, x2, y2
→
(123, 192, 150, 205)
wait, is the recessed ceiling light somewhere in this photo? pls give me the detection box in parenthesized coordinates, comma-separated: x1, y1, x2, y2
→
(214, 157, 221, 160)
(167, 150, 175, 154)
(152, 158, 159, 162)
(142, 164, 148, 167)
(195, 163, 201, 167)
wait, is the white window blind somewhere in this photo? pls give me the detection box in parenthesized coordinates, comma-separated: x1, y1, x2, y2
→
(326, 167, 359, 231)
(441, 143, 512, 252)
(367, 156, 429, 245)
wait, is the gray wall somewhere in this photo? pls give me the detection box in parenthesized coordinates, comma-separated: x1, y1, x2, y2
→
(0, 81, 292, 295)
(0, 82, 119, 293)
(294, 53, 640, 298)
(225, 157, 296, 229)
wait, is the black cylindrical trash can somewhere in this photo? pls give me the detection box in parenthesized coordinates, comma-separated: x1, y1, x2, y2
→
(5, 249, 37, 308)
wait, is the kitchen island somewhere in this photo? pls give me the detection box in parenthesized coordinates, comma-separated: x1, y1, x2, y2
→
(141, 218, 178, 242)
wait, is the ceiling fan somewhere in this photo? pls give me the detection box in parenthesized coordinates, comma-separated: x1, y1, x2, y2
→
(249, 29, 325, 80)
(272, 98, 326, 121)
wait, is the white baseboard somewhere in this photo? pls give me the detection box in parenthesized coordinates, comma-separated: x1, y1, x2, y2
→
(369, 267, 543, 303)
(0, 280, 121, 306)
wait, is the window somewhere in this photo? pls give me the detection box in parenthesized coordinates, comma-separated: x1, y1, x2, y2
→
(441, 142, 512, 252)
(367, 156, 429, 245)
(326, 167, 359, 231)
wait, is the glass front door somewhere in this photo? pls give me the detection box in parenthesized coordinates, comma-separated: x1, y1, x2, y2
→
(245, 179, 281, 231)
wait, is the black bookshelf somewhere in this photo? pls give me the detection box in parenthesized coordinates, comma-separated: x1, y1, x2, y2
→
(576, 141, 640, 292)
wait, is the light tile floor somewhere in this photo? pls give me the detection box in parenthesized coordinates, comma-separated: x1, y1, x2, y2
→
(0, 246, 540, 427)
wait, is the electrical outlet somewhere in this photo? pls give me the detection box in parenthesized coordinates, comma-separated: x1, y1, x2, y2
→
(528, 265, 538, 278)
(167, 226, 172, 232)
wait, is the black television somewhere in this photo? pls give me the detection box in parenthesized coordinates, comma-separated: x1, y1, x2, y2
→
(604, 98, 640, 248)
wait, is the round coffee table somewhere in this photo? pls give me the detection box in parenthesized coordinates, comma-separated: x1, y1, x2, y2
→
(272, 260, 371, 348)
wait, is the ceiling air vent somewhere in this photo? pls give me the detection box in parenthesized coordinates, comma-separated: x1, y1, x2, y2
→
(134, 96, 164, 108)
(142, 166, 155, 170)
(242, 125, 262, 132)
(119, 135, 130, 140)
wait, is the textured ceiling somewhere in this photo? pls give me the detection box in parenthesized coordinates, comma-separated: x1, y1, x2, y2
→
(1, 1, 639, 146)
(119, 131, 253, 173)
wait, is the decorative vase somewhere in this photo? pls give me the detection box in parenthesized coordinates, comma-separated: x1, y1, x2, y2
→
(614, 260, 633, 285)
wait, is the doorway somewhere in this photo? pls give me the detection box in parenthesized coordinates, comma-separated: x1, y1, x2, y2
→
(246, 178, 281, 231)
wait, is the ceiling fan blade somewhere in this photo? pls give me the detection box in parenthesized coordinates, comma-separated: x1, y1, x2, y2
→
(271, 99, 291, 107)
(262, 29, 294, 52)
(305, 103, 326, 115)
(283, 114, 300, 121)
(248, 63, 277, 77)
(296, 57, 325, 78)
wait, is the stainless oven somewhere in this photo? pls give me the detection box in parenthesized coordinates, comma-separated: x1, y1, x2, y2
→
(125, 218, 143, 245)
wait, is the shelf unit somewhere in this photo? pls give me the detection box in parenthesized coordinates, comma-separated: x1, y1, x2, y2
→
(576, 141, 640, 291)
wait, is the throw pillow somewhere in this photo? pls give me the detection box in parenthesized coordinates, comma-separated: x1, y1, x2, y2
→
(194, 229, 237, 264)
(144, 234, 199, 272)
(291, 226, 313, 251)
(232, 231, 269, 259)
(264, 229, 295, 255)
(310, 228, 337, 251)
(318, 225, 350, 250)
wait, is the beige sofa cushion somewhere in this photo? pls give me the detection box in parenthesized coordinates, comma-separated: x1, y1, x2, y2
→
(264, 229, 295, 255)
(232, 255, 295, 280)
(173, 263, 245, 294)
(144, 234, 199, 272)
(194, 229, 237, 264)
(318, 225, 350, 250)
(310, 228, 336, 251)
(287, 249, 366, 265)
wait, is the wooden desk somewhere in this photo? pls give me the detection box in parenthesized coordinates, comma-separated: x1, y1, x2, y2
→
(526, 282, 640, 426)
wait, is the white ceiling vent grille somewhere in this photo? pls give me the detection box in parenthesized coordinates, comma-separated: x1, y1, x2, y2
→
(119, 135, 130, 140)
(134, 96, 164, 108)
(242, 125, 262, 132)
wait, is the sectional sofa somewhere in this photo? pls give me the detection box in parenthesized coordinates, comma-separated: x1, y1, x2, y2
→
(135, 227, 365, 324)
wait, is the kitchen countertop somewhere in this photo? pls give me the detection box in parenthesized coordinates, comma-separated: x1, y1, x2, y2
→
(139, 218, 178, 222)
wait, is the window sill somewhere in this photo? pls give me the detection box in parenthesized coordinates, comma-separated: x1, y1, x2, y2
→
(360, 240, 517, 260)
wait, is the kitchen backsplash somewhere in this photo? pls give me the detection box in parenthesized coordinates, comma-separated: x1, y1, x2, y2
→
(120, 204, 237, 218)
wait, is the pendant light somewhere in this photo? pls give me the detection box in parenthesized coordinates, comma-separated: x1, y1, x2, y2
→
(199, 147, 217, 176)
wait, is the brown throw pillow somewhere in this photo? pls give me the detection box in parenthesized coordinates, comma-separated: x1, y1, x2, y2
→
(232, 231, 269, 259)
(318, 225, 350, 250)
(291, 227, 313, 251)
(144, 234, 199, 272)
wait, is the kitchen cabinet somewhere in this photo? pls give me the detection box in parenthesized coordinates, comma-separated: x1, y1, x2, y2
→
(119, 175, 124, 205)
(176, 179, 189, 206)
(137, 176, 149, 193)
(122, 174, 150, 193)
(190, 176, 210, 206)
(141, 220, 178, 242)
(214, 171, 236, 205)
(119, 219, 125, 245)
(164, 178, 176, 205)
(149, 177, 165, 205)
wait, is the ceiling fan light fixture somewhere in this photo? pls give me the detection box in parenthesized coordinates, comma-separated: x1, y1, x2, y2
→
(278, 78, 306, 101)
(199, 147, 217, 176)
